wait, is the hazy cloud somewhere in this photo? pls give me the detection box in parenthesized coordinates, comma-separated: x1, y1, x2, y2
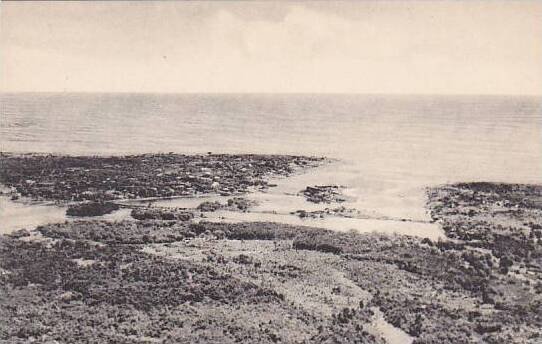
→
(1, 1, 541, 94)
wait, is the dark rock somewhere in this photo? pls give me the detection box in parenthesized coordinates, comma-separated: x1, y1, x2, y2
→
(301, 185, 346, 204)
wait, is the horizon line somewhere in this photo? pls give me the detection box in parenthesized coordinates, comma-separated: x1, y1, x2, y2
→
(1, 91, 541, 97)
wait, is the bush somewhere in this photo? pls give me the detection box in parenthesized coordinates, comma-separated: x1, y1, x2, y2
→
(66, 202, 119, 217)
(131, 208, 194, 221)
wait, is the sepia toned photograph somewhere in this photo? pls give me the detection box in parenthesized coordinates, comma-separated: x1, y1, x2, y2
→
(1, 1, 541, 343)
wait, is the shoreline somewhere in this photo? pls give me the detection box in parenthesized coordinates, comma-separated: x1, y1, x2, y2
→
(0, 153, 444, 238)
(0, 153, 540, 343)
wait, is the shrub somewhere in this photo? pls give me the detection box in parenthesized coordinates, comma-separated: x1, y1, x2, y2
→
(66, 202, 119, 217)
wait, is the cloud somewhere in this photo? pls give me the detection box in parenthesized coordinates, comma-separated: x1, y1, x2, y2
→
(1, 1, 541, 94)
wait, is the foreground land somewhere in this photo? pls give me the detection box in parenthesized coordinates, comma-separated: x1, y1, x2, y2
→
(0, 154, 540, 343)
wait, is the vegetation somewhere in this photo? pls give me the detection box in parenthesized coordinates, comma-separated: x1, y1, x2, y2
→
(130, 208, 194, 221)
(1, 155, 540, 344)
(197, 197, 257, 212)
(0, 153, 323, 202)
(66, 201, 120, 217)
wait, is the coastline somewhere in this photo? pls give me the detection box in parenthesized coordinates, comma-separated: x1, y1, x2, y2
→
(0, 152, 444, 239)
(0, 153, 540, 343)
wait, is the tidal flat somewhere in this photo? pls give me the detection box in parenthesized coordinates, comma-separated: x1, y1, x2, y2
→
(0, 154, 541, 343)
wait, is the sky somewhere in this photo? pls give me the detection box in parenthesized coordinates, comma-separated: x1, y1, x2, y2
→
(1, 1, 541, 94)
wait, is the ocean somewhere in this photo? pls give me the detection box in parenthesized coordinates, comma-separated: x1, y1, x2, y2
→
(1, 93, 541, 233)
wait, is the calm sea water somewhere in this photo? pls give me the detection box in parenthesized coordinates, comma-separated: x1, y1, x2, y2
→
(1, 93, 541, 231)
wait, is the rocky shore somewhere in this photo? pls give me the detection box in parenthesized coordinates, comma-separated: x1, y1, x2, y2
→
(300, 185, 347, 204)
(0, 153, 323, 202)
(0, 154, 540, 343)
